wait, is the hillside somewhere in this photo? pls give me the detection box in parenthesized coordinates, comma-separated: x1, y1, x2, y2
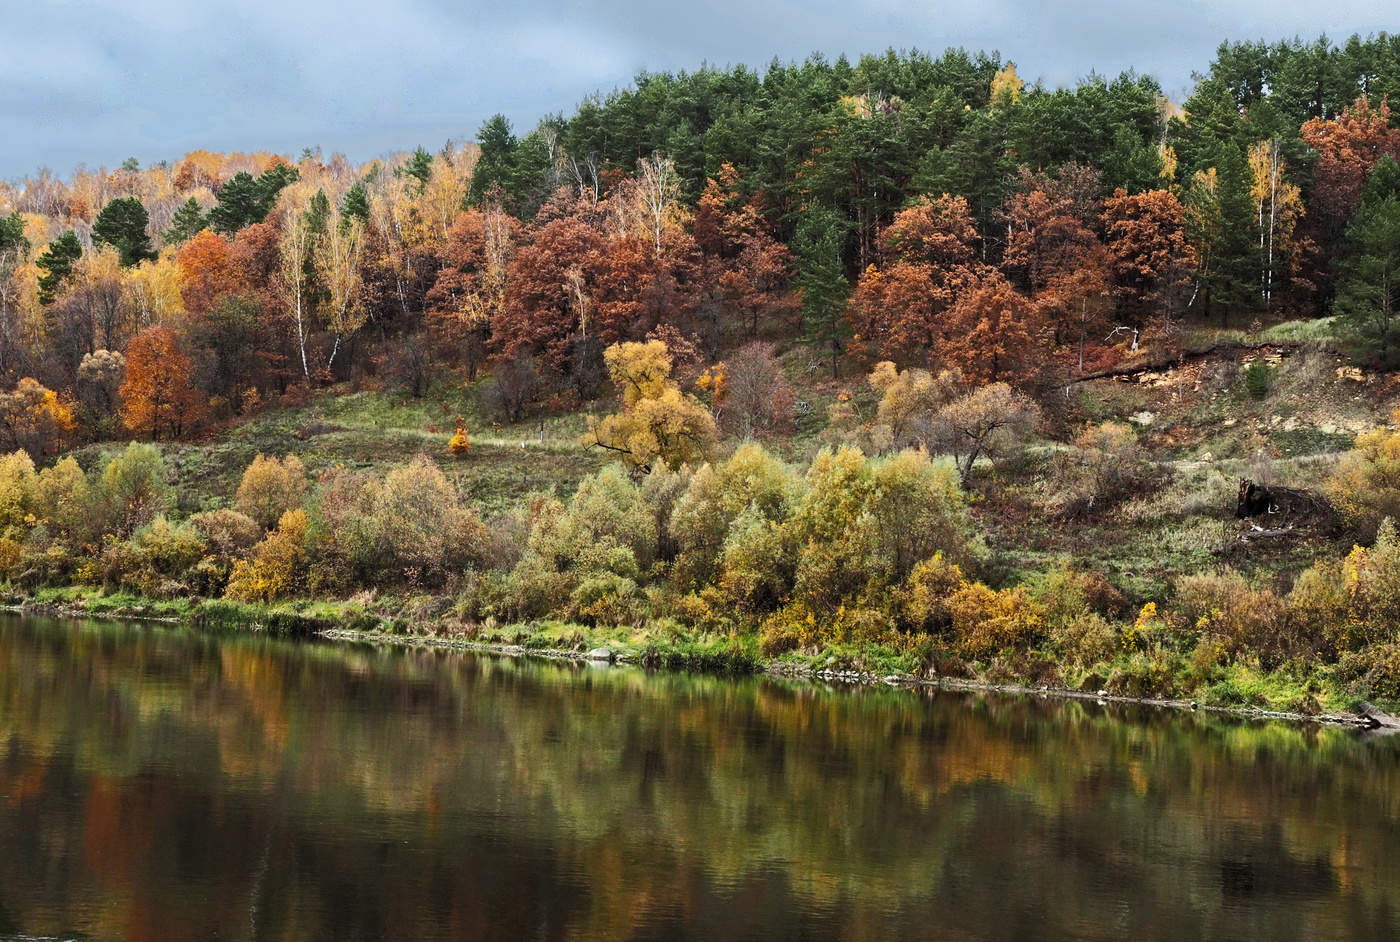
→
(2, 36, 1400, 714)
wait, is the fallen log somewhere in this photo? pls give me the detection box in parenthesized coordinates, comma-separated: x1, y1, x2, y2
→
(1355, 701, 1400, 730)
(1068, 339, 1304, 384)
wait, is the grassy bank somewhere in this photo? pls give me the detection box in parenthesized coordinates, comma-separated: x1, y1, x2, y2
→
(5, 583, 1382, 727)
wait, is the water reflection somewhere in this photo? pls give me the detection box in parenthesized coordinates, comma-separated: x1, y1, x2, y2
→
(1, 616, 1398, 941)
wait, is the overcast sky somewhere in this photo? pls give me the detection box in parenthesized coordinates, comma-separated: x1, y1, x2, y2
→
(2, 0, 1392, 179)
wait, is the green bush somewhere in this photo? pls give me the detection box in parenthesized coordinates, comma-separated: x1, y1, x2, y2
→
(1243, 360, 1272, 399)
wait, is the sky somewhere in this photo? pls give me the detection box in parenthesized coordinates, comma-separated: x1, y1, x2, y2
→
(1, 0, 1393, 179)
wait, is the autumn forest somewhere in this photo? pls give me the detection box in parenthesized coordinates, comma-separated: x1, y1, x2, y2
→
(4, 35, 1400, 708)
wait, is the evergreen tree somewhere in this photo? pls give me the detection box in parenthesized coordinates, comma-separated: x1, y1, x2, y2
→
(794, 205, 851, 377)
(36, 231, 83, 305)
(509, 130, 557, 218)
(92, 196, 156, 266)
(255, 163, 299, 213)
(1185, 143, 1256, 324)
(209, 164, 300, 234)
(1336, 189, 1400, 366)
(400, 147, 434, 189)
(208, 172, 263, 234)
(0, 213, 26, 260)
(164, 197, 207, 245)
(340, 181, 370, 227)
(1209, 144, 1257, 324)
(305, 189, 332, 236)
(1361, 155, 1400, 209)
(468, 115, 518, 207)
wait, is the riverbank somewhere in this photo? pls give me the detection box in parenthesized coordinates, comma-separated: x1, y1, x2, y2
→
(7, 586, 1392, 731)
(321, 627, 1386, 730)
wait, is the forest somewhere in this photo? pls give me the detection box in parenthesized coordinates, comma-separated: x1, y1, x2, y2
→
(3, 34, 1400, 710)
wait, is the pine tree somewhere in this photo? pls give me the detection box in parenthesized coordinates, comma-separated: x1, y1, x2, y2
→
(400, 147, 434, 189)
(209, 164, 300, 234)
(794, 205, 851, 378)
(0, 213, 26, 260)
(467, 115, 517, 207)
(36, 231, 83, 305)
(208, 172, 263, 234)
(340, 181, 370, 227)
(305, 189, 332, 236)
(164, 197, 207, 245)
(1336, 188, 1400, 366)
(92, 196, 156, 266)
(1210, 143, 1257, 324)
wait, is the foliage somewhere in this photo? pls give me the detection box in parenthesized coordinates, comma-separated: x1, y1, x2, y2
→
(0, 378, 76, 456)
(1046, 422, 1155, 517)
(235, 454, 309, 530)
(92, 196, 156, 267)
(1326, 421, 1400, 540)
(448, 425, 471, 457)
(120, 327, 203, 439)
(585, 340, 718, 470)
(226, 508, 311, 602)
(933, 383, 1041, 483)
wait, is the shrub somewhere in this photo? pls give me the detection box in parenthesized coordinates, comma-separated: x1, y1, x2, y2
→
(0, 536, 23, 577)
(0, 450, 37, 535)
(375, 456, 484, 581)
(947, 583, 1044, 660)
(190, 508, 262, 559)
(131, 515, 206, 579)
(1326, 422, 1400, 540)
(898, 553, 968, 633)
(1046, 422, 1155, 517)
(96, 442, 169, 538)
(868, 361, 959, 449)
(35, 457, 91, 542)
(535, 465, 658, 574)
(226, 508, 311, 602)
(1105, 648, 1186, 699)
(1048, 611, 1120, 670)
(1034, 563, 1126, 628)
(1284, 523, 1400, 662)
(1174, 569, 1287, 664)
(1338, 644, 1400, 701)
(570, 571, 643, 626)
(718, 506, 795, 612)
(1243, 360, 1272, 399)
(711, 341, 796, 438)
(447, 425, 470, 458)
(670, 443, 798, 586)
(932, 383, 1040, 484)
(235, 454, 308, 530)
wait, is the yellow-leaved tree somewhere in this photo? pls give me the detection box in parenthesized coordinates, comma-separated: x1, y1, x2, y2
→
(585, 340, 717, 471)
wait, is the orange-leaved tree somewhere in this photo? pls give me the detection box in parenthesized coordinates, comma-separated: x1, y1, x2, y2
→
(119, 326, 203, 439)
(846, 194, 983, 367)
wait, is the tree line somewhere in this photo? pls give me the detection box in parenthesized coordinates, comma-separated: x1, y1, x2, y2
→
(0, 35, 1397, 450)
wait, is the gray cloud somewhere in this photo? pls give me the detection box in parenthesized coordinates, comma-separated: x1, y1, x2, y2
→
(2, 0, 1392, 178)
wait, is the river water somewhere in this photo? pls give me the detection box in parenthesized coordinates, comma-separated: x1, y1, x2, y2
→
(1, 615, 1399, 940)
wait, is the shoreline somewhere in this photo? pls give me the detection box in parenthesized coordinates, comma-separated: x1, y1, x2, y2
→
(319, 628, 1382, 731)
(5, 597, 1387, 731)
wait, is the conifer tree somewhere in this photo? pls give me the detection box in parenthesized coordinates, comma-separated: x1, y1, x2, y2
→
(794, 206, 851, 378)
(92, 196, 156, 266)
(164, 196, 207, 245)
(36, 231, 83, 305)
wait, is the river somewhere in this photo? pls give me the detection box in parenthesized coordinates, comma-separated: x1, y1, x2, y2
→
(1, 614, 1399, 940)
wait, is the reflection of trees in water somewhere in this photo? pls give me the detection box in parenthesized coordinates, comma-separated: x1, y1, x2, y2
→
(1, 616, 1399, 940)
